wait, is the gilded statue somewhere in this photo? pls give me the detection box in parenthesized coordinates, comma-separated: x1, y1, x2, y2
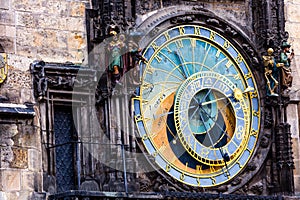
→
(107, 28, 125, 85)
(280, 42, 294, 89)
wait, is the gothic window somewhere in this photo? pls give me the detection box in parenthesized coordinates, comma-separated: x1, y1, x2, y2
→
(54, 106, 78, 192)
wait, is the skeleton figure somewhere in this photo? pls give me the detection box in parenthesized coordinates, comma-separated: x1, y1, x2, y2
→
(262, 48, 280, 96)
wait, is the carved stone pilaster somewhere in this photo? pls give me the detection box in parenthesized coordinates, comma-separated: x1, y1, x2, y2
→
(274, 123, 294, 194)
(87, 0, 136, 44)
(252, 0, 288, 56)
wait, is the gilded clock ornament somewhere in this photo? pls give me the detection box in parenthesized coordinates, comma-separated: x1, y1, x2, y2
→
(0, 53, 8, 84)
(133, 25, 261, 187)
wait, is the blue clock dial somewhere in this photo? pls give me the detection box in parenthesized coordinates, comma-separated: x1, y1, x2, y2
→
(133, 25, 260, 187)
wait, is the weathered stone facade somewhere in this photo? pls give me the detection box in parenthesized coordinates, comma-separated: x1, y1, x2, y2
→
(0, 0, 88, 68)
(0, 0, 90, 199)
(285, 0, 300, 196)
(0, 0, 299, 199)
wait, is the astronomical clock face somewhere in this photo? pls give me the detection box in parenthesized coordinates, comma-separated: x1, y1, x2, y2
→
(133, 25, 261, 187)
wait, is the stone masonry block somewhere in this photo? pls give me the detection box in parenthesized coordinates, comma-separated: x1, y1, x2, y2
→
(66, 17, 85, 32)
(0, 170, 21, 191)
(7, 191, 33, 200)
(0, 37, 14, 53)
(36, 47, 75, 63)
(16, 27, 35, 47)
(36, 15, 64, 30)
(19, 88, 34, 104)
(59, 1, 71, 17)
(294, 159, 300, 176)
(12, 0, 44, 12)
(16, 11, 38, 28)
(5, 25, 16, 38)
(0, 0, 9, 9)
(70, 2, 86, 17)
(36, 29, 64, 49)
(13, 124, 38, 149)
(0, 146, 14, 168)
(286, 2, 300, 23)
(294, 176, 300, 195)
(67, 32, 85, 49)
(0, 10, 15, 24)
(21, 171, 35, 191)
(43, 0, 62, 15)
(285, 23, 300, 38)
(0, 25, 6, 36)
(292, 138, 300, 160)
(28, 149, 40, 171)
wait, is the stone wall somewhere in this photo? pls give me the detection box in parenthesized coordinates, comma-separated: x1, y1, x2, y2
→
(0, 0, 90, 104)
(0, 0, 299, 198)
(0, 0, 90, 199)
(285, 0, 300, 195)
(0, 122, 43, 200)
(0, 0, 89, 69)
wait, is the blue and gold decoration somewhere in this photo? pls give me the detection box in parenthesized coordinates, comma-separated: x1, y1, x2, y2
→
(133, 25, 260, 187)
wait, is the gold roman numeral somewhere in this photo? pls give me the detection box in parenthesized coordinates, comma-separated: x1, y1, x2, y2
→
(179, 26, 185, 35)
(175, 40, 184, 48)
(164, 32, 171, 41)
(152, 42, 159, 50)
(166, 164, 171, 172)
(195, 26, 201, 35)
(190, 38, 196, 48)
(216, 50, 221, 58)
(225, 60, 232, 68)
(154, 54, 162, 62)
(235, 54, 243, 63)
(223, 40, 230, 49)
(210, 31, 216, 40)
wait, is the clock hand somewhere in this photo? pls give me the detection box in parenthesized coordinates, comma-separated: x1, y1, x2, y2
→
(200, 95, 232, 106)
(153, 105, 197, 119)
(174, 51, 189, 78)
(199, 79, 219, 104)
(198, 87, 254, 142)
(197, 102, 233, 141)
(198, 108, 231, 177)
(200, 86, 254, 106)
(189, 106, 200, 122)
(198, 111, 216, 149)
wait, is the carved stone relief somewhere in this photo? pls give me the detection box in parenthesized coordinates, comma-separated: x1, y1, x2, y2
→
(0, 124, 18, 168)
(10, 147, 28, 169)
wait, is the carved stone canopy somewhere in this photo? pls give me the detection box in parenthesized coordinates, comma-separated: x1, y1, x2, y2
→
(30, 61, 98, 102)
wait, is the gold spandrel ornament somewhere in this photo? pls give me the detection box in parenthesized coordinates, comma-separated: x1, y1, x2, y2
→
(0, 53, 8, 84)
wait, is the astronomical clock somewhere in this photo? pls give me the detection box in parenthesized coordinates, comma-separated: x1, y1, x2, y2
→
(133, 24, 261, 188)
(85, 0, 293, 197)
(27, 0, 294, 199)
(132, 22, 266, 193)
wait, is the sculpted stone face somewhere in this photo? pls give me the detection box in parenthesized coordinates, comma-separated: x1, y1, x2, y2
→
(0, 124, 18, 138)
(9, 124, 18, 137)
